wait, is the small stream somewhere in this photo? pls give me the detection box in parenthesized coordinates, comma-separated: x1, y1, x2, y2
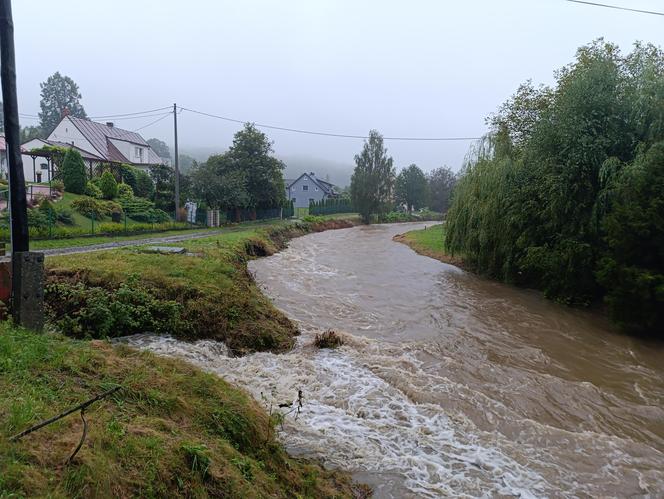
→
(124, 222, 664, 498)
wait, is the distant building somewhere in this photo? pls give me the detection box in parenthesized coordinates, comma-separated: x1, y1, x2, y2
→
(285, 172, 338, 208)
(20, 116, 166, 182)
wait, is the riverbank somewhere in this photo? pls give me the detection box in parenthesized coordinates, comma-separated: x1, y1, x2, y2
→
(393, 223, 468, 270)
(0, 324, 366, 498)
(1, 216, 371, 498)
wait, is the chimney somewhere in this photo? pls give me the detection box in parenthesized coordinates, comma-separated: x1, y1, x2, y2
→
(106, 122, 114, 128)
(61, 107, 70, 118)
(309, 171, 315, 176)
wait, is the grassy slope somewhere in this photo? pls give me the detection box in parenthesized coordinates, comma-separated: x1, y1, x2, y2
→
(394, 224, 467, 269)
(0, 325, 364, 498)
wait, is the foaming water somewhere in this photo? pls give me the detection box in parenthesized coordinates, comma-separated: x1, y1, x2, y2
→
(123, 223, 664, 497)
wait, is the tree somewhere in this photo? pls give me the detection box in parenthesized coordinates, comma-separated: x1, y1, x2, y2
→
(134, 169, 155, 199)
(395, 164, 427, 212)
(99, 170, 118, 199)
(147, 138, 170, 161)
(225, 123, 286, 211)
(350, 130, 395, 223)
(61, 148, 87, 194)
(20, 126, 43, 142)
(38, 72, 87, 133)
(178, 154, 196, 173)
(427, 166, 457, 213)
(191, 154, 249, 216)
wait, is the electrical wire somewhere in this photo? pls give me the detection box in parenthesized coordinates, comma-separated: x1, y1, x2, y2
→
(179, 106, 481, 141)
(89, 106, 171, 119)
(133, 112, 171, 132)
(565, 0, 664, 16)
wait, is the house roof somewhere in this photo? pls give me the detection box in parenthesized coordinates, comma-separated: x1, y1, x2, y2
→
(0, 134, 28, 153)
(66, 116, 165, 165)
(287, 172, 336, 195)
(20, 138, 105, 161)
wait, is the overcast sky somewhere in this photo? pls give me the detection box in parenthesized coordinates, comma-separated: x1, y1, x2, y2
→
(12, 0, 664, 180)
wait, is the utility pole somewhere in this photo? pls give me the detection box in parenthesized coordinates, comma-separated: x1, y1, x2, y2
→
(0, 0, 44, 330)
(173, 103, 180, 221)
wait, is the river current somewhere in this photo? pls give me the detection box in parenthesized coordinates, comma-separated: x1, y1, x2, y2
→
(124, 223, 664, 498)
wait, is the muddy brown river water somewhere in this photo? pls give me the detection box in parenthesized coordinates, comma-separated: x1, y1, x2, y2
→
(125, 223, 664, 498)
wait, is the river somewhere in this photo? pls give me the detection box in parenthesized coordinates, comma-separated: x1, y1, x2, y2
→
(124, 222, 664, 498)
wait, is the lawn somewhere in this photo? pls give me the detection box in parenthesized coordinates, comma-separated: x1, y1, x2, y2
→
(394, 223, 466, 269)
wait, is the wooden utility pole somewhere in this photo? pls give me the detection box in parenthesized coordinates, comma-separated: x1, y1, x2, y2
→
(173, 103, 180, 221)
(0, 0, 44, 330)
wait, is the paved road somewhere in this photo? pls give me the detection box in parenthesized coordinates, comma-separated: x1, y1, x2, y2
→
(0, 229, 226, 261)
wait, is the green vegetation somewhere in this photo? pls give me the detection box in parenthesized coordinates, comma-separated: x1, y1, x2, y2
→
(61, 148, 87, 194)
(427, 166, 457, 214)
(396, 164, 428, 212)
(309, 197, 353, 216)
(350, 130, 396, 223)
(446, 40, 664, 336)
(45, 218, 356, 354)
(0, 324, 363, 498)
(38, 71, 87, 132)
(99, 171, 119, 200)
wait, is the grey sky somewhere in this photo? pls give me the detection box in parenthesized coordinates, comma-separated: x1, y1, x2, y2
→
(13, 0, 664, 182)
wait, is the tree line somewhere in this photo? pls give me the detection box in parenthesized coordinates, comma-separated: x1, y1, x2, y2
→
(349, 130, 456, 223)
(445, 40, 664, 336)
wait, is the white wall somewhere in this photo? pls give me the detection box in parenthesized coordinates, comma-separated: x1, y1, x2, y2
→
(21, 138, 51, 182)
(48, 116, 99, 157)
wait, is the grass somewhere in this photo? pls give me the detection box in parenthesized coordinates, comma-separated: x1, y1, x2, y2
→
(45, 218, 357, 355)
(0, 324, 366, 498)
(394, 223, 466, 269)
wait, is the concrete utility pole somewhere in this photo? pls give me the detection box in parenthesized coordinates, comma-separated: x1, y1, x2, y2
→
(173, 103, 180, 221)
(0, 0, 44, 330)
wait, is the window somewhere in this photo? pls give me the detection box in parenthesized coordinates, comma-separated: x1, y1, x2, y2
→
(291, 198, 296, 203)
(40, 163, 48, 170)
(315, 187, 319, 191)
(135, 147, 144, 161)
(302, 184, 308, 191)
(309, 198, 314, 204)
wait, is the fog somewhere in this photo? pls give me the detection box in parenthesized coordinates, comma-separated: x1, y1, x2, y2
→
(13, 1, 664, 184)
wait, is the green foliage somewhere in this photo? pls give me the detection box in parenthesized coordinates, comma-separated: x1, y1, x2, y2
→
(117, 183, 134, 199)
(427, 166, 457, 213)
(308, 197, 353, 216)
(84, 181, 102, 199)
(46, 274, 187, 339)
(350, 130, 396, 223)
(55, 208, 74, 225)
(446, 40, 664, 334)
(51, 179, 65, 193)
(61, 148, 87, 194)
(118, 164, 138, 191)
(70, 197, 122, 220)
(396, 164, 428, 211)
(134, 169, 155, 199)
(27, 208, 48, 229)
(146, 138, 170, 161)
(38, 72, 87, 132)
(99, 171, 119, 200)
(191, 154, 249, 210)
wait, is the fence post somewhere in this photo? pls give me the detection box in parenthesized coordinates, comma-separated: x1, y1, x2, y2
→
(124, 212, 127, 234)
(48, 211, 53, 239)
(91, 213, 95, 235)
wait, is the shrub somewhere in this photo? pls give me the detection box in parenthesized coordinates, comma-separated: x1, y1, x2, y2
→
(130, 208, 170, 223)
(27, 208, 48, 228)
(55, 208, 75, 225)
(51, 179, 65, 193)
(71, 197, 108, 219)
(117, 182, 134, 199)
(61, 148, 87, 194)
(134, 169, 155, 198)
(84, 181, 103, 199)
(45, 274, 188, 339)
(99, 171, 118, 199)
(314, 330, 345, 349)
(118, 163, 138, 192)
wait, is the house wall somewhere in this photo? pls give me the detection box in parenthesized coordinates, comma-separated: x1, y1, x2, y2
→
(48, 117, 99, 157)
(109, 138, 148, 165)
(21, 139, 51, 182)
(287, 174, 327, 208)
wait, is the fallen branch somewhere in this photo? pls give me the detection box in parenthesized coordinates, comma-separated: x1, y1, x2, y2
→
(65, 408, 88, 465)
(9, 386, 121, 442)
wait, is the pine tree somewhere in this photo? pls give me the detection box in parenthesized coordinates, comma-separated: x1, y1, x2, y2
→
(61, 148, 87, 194)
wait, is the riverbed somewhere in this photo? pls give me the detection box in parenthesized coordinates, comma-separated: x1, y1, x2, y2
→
(125, 222, 664, 498)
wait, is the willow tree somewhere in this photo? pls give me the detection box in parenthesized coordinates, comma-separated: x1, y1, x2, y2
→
(350, 130, 395, 223)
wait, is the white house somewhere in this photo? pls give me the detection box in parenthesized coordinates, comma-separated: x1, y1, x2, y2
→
(20, 115, 166, 182)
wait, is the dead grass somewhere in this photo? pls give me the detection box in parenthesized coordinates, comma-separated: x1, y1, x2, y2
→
(314, 330, 345, 349)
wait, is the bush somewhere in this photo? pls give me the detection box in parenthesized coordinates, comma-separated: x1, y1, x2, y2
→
(45, 274, 188, 339)
(51, 179, 65, 193)
(27, 208, 48, 228)
(99, 171, 118, 199)
(120, 196, 154, 215)
(55, 208, 74, 225)
(117, 182, 134, 199)
(61, 148, 87, 194)
(118, 163, 138, 192)
(134, 169, 155, 198)
(84, 181, 103, 199)
(71, 197, 108, 219)
(130, 208, 170, 223)
(314, 330, 345, 348)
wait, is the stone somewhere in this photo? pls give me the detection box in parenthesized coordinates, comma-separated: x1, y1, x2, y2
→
(12, 251, 45, 332)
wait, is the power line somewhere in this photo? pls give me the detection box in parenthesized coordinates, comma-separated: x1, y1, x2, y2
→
(89, 106, 171, 119)
(179, 106, 481, 141)
(133, 112, 171, 132)
(565, 0, 664, 16)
